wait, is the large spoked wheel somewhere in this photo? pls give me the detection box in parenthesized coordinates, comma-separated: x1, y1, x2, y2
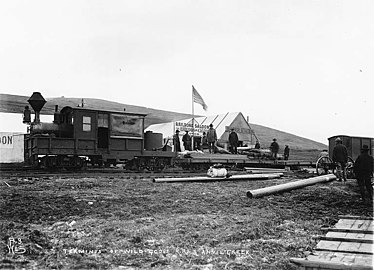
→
(316, 156, 335, 175)
(346, 156, 355, 179)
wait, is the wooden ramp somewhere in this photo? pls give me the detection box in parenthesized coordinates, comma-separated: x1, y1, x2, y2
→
(290, 215, 374, 270)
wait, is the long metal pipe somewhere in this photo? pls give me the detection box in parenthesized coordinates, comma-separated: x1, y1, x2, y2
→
(153, 173, 282, 183)
(245, 167, 287, 172)
(246, 169, 287, 174)
(246, 174, 336, 198)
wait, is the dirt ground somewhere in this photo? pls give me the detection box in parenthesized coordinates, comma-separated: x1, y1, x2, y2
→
(0, 170, 372, 270)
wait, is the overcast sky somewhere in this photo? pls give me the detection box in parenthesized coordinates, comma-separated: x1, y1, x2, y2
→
(0, 0, 373, 144)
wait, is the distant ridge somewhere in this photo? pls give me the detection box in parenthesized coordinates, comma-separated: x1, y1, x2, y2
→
(0, 93, 326, 150)
(0, 93, 193, 128)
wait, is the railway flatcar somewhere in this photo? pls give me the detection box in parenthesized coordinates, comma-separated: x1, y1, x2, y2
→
(24, 92, 175, 170)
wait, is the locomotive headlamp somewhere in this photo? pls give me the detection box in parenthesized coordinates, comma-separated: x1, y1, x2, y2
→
(27, 92, 46, 123)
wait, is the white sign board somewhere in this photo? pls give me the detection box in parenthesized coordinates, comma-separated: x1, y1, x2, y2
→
(0, 133, 25, 163)
(0, 133, 14, 149)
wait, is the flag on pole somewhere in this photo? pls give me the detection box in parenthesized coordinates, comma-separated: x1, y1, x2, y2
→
(192, 85, 208, 110)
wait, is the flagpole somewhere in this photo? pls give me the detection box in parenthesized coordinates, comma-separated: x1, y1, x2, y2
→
(192, 86, 194, 150)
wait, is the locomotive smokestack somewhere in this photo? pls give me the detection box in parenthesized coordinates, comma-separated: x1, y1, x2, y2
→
(27, 92, 46, 123)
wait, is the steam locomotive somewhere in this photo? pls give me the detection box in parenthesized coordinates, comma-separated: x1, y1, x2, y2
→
(23, 92, 176, 170)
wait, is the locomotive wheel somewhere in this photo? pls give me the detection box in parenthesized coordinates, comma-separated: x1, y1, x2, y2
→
(46, 156, 58, 169)
(316, 156, 335, 175)
(147, 157, 159, 171)
(70, 156, 84, 169)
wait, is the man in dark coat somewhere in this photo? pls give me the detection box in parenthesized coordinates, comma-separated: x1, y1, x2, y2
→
(284, 145, 290, 160)
(182, 131, 192, 151)
(354, 145, 373, 202)
(255, 140, 261, 149)
(270, 138, 279, 159)
(23, 105, 31, 123)
(206, 124, 217, 154)
(228, 128, 239, 154)
(173, 130, 181, 152)
(332, 137, 348, 182)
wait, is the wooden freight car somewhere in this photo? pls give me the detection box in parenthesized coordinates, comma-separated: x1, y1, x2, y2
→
(315, 135, 373, 176)
(328, 135, 374, 161)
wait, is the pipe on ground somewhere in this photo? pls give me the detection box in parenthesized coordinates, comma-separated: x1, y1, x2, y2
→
(246, 174, 336, 198)
(246, 170, 287, 174)
(245, 167, 287, 171)
(153, 173, 282, 183)
(244, 167, 287, 174)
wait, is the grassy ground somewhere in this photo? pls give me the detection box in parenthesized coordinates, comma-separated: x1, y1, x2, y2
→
(0, 171, 372, 270)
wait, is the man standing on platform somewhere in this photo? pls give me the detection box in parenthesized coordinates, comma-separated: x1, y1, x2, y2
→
(206, 124, 217, 154)
(173, 130, 181, 152)
(270, 138, 279, 160)
(229, 128, 239, 154)
(182, 131, 192, 151)
(284, 145, 290, 160)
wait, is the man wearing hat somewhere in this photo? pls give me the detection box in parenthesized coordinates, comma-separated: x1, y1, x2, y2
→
(173, 130, 181, 152)
(228, 128, 239, 154)
(182, 131, 192, 151)
(206, 124, 217, 154)
(270, 138, 279, 160)
(332, 137, 348, 182)
(354, 145, 373, 202)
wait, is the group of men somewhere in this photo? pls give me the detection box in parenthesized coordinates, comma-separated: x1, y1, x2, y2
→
(173, 124, 218, 154)
(332, 137, 373, 202)
(174, 127, 373, 201)
(269, 138, 290, 160)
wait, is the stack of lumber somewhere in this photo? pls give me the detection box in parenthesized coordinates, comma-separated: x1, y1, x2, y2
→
(290, 215, 373, 270)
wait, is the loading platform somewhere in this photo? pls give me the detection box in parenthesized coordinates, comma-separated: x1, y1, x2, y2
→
(177, 153, 316, 169)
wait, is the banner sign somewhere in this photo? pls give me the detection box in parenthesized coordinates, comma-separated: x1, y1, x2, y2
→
(175, 122, 209, 136)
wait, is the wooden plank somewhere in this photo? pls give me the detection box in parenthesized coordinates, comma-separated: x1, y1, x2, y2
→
(316, 240, 373, 255)
(321, 228, 374, 234)
(358, 243, 374, 254)
(339, 215, 374, 221)
(320, 235, 373, 244)
(334, 219, 356, 230)
(325, 231, 373, 240)
(309, 251, 373, 265)
(356, 220, 373, 231)
(315, 246, 373, 255)
(316, 240, 341, 250)
(326, 231, 347, 238)
(338, 242, 362, 252)
(290, 257, 373, 270)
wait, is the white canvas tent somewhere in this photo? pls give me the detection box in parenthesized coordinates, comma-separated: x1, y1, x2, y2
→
(145, 112, 256, 151)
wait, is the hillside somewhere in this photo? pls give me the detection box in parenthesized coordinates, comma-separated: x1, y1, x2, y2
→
(0, 93, 326, 150)
(249, 123, 326, 150)
(0, 93, 193, 128)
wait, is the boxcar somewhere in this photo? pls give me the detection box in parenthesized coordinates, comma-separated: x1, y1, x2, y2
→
(328, 135, 374, 161)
